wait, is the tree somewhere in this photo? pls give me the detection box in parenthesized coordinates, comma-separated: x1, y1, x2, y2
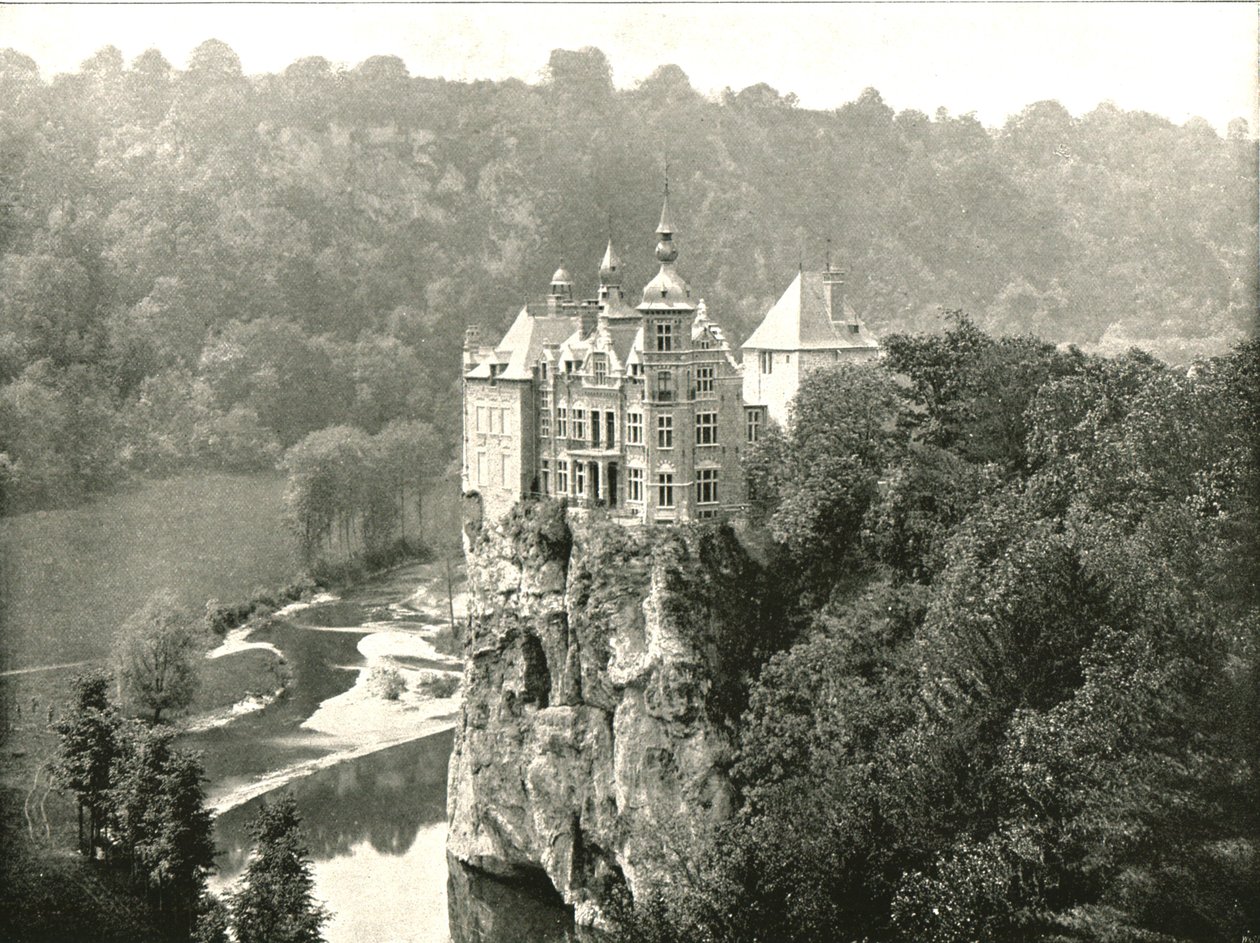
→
(231, 793, 329, 943)
(48, 671, 121, 854)
(192, 893, 231, 943)
(762, 362, 905, 585)
(373, 418, 442, 541)
(146, 747, 216, 930)
(281, 425, 373, 561)
(114, 589, 204, 722)
(108, 722, 216, 929)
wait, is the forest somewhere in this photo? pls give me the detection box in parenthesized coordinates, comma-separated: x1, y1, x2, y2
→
(0, 41, 1255, 513)
(614, 323, 1259, 943)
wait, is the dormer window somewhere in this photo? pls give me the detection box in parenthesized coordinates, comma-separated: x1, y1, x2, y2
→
(655, 322, 674, 352)
(539, 362, 548, 379)
(591, 354, 608, 385)
(849, 324, 860, 335)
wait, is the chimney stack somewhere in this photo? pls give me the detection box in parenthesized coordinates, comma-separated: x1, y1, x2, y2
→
(463, 325, 483, 370)
(823, 265, 846, 323)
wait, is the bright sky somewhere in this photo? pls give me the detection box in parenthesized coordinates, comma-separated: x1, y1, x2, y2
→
(2, 2, 1256, 132)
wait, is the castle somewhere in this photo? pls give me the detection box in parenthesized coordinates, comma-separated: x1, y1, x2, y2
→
(462, 192, 880, 523)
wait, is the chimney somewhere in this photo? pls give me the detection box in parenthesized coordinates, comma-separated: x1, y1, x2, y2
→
(823, 266, 846, 323)
(463, 325, 483, 371)
(579, 301, 598, 339)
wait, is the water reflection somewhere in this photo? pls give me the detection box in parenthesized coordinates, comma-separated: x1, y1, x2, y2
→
(214, 731, 452, 882)
(211, 730, 578, 943)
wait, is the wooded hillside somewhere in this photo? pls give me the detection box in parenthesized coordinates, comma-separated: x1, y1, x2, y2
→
(0, 42, 1254, 511)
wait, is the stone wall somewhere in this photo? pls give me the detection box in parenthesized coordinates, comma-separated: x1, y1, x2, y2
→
(446, 501, 752, 925)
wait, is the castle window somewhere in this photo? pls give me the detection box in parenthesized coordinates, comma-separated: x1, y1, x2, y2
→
(591, 354, 608, 385)
(540, 408, 551, 438)
(695, 365, 715, 397)
(656, 415, 674, 449)
(556, 460, 569, 493)
(759, 351, 773, 374)
(575, 462, 586, 495)
(695, 412, 718, 446)
(475, 405, 486, 432)
(573, 409, 587, 440)
(657, 473, 675, 508)
(655, 371, 674, 402)
(746, 408, 762, 443)
(696, 468, 719, 505)
(697, 332, 712, 350)
(500, 453, 510, 488)
(539, 362, 548, 379)
(655, 322, 674, 352)
(627, 467, 644, 503)
(627, 411, 643, 445)
(556, 407, 568, 437)
(476, 452, 487, 486)
(540, 459, 550, 494)
(630, 362, 643, 377)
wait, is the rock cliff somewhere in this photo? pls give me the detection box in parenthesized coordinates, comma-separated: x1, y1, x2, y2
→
(447, 501, 765, 925)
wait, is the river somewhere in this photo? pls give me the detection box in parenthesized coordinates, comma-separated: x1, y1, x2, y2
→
(187, 560, 579, 943)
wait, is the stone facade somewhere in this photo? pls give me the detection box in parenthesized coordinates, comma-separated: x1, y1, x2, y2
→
(462, 196, 880, 524)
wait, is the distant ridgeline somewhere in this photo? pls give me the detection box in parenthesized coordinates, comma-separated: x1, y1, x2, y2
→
(0, 41, 1253, 513)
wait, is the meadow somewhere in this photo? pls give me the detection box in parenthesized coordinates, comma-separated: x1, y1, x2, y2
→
(0, 473, 298, 673)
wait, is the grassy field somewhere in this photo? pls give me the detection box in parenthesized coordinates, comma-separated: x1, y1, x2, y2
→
(0, 473, 299, 675)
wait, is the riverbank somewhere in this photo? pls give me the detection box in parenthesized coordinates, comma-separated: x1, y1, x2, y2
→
(179, 559, 466, 812)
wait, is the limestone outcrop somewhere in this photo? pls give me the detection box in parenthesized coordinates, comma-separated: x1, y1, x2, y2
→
(447, 501, 761, 924)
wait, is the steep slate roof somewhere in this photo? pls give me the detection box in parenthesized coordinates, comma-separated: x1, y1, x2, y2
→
(741, 271, 880, 352)
(466, 306, 575, 380)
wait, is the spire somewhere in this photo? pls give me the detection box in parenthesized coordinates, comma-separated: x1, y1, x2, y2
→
(656, 173, 674, 237)
(639, 178, 693, 310)
(654, 176, 678, 264)
(599, 234, 620, 286)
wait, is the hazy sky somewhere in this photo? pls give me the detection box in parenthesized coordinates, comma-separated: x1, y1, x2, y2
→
(3, 2, 1256, 131)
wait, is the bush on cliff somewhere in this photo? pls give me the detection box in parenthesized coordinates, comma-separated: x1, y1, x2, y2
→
(502, 496, 572, 565)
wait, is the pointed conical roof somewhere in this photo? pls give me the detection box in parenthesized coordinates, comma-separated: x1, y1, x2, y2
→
(656, 188, 674, 236)
(599, 239, 620, 284)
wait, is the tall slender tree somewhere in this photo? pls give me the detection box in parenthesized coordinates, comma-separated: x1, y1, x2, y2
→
(231, 793, 329, 943)
(47, 671, 120, 855)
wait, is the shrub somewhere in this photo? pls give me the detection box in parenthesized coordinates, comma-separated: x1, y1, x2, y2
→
(367, 666, 407, 700)
(419, 674, 459, 698)
(428, 625, 461, 658)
